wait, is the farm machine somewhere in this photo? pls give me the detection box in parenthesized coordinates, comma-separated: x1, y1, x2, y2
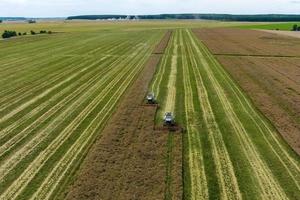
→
(163, 112, 175, 126)
(162, 112, 182, 131)
(146, 92, 156, 104)
(144, 92, 183, 132)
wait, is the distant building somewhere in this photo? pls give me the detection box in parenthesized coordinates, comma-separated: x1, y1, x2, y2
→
(28, 20, 36, 24)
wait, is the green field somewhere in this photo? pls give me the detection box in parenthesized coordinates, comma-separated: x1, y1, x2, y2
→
(235, 22, 300, 30)
(151, 29, 300, 199)
(0, 21, 300, 200)
(0, 23, 164, 199)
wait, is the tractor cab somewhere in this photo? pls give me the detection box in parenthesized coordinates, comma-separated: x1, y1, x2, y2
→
(164, 112, 175, 126)
(146, 92, 156, 104)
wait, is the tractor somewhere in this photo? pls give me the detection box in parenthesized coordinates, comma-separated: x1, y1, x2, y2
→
(163, 112, 175, 126)
(146, 92, 156, 104)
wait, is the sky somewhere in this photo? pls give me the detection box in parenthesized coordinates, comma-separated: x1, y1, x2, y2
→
(0, 0, 300, 17)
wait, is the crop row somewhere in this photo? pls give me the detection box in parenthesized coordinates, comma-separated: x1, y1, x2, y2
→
(0, 30, 163, 199)
(151, 29, 300, 199)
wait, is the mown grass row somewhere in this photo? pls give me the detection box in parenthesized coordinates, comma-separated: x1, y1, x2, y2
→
(0, 29, 163, 199)
(151, 28, 300, 200)
(190, 29, 300, 199)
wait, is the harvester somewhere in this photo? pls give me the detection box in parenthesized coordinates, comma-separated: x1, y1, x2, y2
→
(163, 112, 175, 126)
(146, 92, 156, 104)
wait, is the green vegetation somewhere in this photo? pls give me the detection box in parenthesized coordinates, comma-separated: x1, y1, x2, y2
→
(68, 14, 300, 22)
(0, 21, 300, 200)
(1, 29, 53, 39)
(151, 29, 300, 199)
(0, 24, 163, 199)
(2, 30, 17, 39)
(292, 24, 300, 31)
(236, 22, 300, 30)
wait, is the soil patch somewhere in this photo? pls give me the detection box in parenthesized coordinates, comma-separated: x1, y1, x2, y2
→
(65, 31, 182, 200)
(258, 30, 300, 39)
(153, 31, 172, 54)
(194, 28, 300, 57)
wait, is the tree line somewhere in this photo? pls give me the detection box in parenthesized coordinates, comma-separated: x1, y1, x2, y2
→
(292, 24, 300, 31)
(2, 30, 53, 39)
(67, 14, 300, 22)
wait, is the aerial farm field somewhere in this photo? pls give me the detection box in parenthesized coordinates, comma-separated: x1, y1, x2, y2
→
(0, 21, 300, 200)
(195, 28, 300, 154)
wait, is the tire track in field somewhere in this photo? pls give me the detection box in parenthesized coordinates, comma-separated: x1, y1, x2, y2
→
(0, 35, 158, 198)
(0, 66, 89, 123)
(0, 54, 89, 99)
(0, 39, 129, 107)
(0, 41, 138, 138)
(180, 29, 208, 200)
(184, 30, 242, 200)
(0, 34, 123, 94)
(0, 36, 139, 95)
(199, 43, 300, 184)
(0, 44, 150, 184)
(187, 30, 288, 200)
(0, 58, 88, 113)
(0, 37, 145, 123)
(200, 41, 300, 189)
(0, 57, 111, 138)
(0, 34, 99, 80)
(0, 51, 145, 199)
(0, 56, 116, 158)
(0, 36, 78, 73)
(30, 50, 150, 200)
(151, 34, 173, 97)
(0, 41, 144, 152)
(0, 56, 78, 97)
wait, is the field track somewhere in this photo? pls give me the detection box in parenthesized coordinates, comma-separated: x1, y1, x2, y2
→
(151, 29, 300, 200)
(0, 30, 163, 199)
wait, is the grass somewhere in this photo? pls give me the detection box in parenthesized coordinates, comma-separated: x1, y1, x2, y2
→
(235, 22, 300, 30)
(151, 28, 300, 199)
(1, 21, 300, 200)
(0, 20, 242, 34)
(0, 23, 163, 199)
